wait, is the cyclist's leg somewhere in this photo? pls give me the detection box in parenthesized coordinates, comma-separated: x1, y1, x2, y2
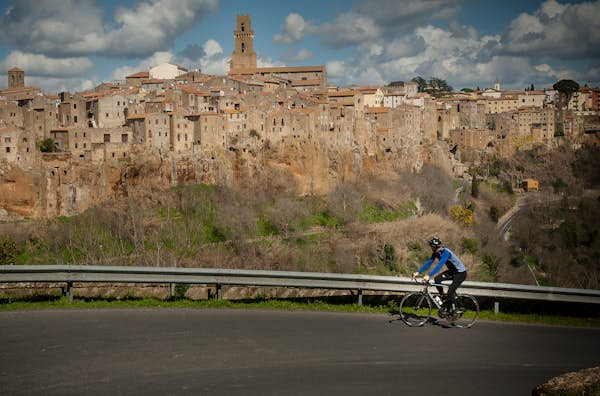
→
(434, 270, 453, 296)
(446, 271, 467, 311)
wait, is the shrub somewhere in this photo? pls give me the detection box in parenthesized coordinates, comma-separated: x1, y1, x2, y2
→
(0, 235, 17, 265)
(256, 218, 279, 236)
(249, 129, 261, 139)
(489, 206, 500, 223)
(448, 205, 473, 227)
(378, 243, 397, 272)
(481, 252, 500, 280)
(37, 138, 57, 153)
(461, 238, 478, 254)
(471, 176, 479, 197)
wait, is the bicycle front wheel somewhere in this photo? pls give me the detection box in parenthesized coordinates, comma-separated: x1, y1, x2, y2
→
(399, 292, 432, 327)
(451, 294, 479, 328)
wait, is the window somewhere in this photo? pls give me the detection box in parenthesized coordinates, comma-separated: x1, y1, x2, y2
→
(74, 116, 78, 123)
(5, 147, 10, 153)
(104, 134, 110, 142)
(122, 134, 128, 143)
(241, 42, 245, 53)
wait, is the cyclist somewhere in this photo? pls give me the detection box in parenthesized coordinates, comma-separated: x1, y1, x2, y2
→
(411, 237, 467, 315)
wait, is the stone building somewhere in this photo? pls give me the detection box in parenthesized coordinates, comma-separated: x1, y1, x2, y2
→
(229, 15, 257, 72)
(7, 67, 25, 89)
(228, 15, 327, 88)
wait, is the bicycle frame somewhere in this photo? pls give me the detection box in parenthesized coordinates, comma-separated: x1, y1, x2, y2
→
(413, 279, 450, 309)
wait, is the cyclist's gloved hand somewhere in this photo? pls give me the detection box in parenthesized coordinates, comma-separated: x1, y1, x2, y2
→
(423, 275, 431, 283)
(411, 272, 420, 279)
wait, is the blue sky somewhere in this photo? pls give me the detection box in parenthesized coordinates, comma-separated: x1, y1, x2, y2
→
(0, 0, 598, 93)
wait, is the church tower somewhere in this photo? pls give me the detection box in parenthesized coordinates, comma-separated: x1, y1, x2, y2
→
(494, 78, 500, 91)
(229, 15, 257, 72)
(8, 67, 24, 89)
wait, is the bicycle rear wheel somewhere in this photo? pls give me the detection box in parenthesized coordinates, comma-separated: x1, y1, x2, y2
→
(399, 292, 432, 327)
(450, 294, 479, 328)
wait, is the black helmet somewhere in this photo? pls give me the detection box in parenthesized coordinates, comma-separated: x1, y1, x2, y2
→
(428, 236, 443, 248)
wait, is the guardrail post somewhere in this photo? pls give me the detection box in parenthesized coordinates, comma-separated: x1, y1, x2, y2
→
(216, 284, 222, 300)
(494, 301, 500, 315)
(357, 289, 363, 306)
(66, 281, 73, 304)
(170, 283, 175, 299)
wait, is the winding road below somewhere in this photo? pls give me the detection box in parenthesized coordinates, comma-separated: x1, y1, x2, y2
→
(1, 308, 598, 396)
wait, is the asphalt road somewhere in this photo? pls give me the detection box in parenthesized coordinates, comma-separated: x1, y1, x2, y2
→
(0, 308, 598, 396)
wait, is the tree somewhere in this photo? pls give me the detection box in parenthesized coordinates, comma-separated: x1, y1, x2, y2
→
(553, 79, 580, 107)
(37, 138, 57, 153)
(428, 77, 453, 93)
(461, 88, 474, 93)
(411, 76, 427, 92)
(387, 81, 405, 87)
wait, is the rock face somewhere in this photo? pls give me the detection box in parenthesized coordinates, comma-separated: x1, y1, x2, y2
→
(532, 367, 600, 396)
(0, 136, 451, 219)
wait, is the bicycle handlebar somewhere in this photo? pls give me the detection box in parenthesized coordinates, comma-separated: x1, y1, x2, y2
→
(411, 277, 449, 288)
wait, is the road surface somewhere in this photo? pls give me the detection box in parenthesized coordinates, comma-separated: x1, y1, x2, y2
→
(1, 308, 598, 395)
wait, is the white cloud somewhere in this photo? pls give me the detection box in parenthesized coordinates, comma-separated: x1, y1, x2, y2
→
(500, 0, 600, 59)
(25, 76, 98, 93)
(1, 50, 93, 77)
(291, 49, 313, 62)
(273, 13, 316, 44)
(109, 51, 176, 81)
(202, 39, 223, 58)
(319, 13, 381, 49)
(0, 0, 219, 57)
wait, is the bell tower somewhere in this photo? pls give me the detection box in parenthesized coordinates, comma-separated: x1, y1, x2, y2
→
(8, 67, 25, 89)
(229, 15, 257, 73)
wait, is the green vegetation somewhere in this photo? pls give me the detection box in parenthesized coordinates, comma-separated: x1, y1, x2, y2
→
(36, 138, 57, 153)
(0, 296, 597, 328)
(0, 235, 17, 265)
(359, 201, 416, 223)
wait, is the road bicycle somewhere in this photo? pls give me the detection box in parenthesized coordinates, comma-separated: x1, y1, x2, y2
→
(399, 278, 479, 328)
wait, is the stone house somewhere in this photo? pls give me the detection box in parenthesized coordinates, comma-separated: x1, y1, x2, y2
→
(144, 113, 171, 150)
(125, 71, 149, 87)
(58, 94, 87, 128)
(517, 91, 545, 109)
(449, 128, 491, 150)
(170, 113, 194, 153)
(0, 126, 18, 162)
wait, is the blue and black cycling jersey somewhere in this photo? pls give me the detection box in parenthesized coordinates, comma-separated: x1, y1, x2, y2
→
(418, 247, 467, 277)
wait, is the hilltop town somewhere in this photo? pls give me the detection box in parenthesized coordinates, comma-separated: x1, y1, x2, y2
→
(0, 15, 599, 220)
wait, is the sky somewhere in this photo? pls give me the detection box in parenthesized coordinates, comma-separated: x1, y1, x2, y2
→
(0, 0, 599, 93)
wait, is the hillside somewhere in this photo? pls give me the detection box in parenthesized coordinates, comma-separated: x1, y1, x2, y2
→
(1, 145, 598, 289)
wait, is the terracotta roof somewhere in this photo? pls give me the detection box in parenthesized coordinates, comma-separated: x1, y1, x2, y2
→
(257, 65, 325, 73)
(0, 86, 40, 94)
(328, 90, 355, 97)
(179, 85, 210, 96)
(187, 112, 221, 117)
(126, 71, 150, 78)
(291, 79, 322, 87)
(142, 79, 164, 84)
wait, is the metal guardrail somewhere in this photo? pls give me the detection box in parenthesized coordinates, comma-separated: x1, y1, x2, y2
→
(1, 265, 599, 306)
